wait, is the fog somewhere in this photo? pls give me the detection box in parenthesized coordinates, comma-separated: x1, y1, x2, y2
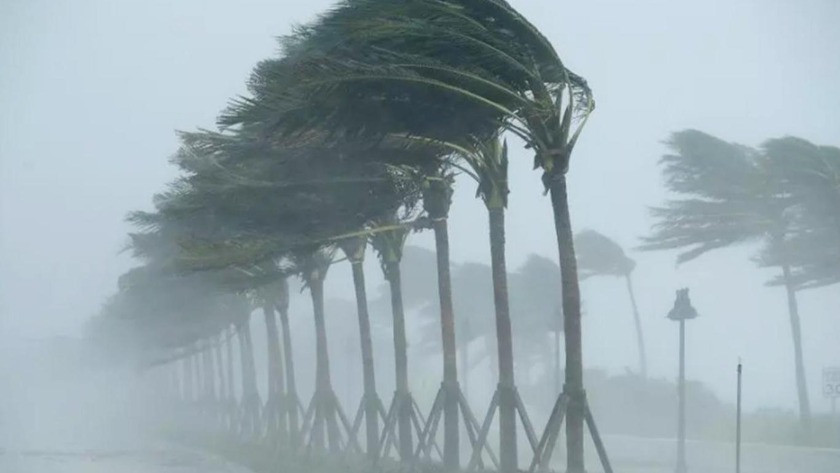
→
(1, 1, 839, 472)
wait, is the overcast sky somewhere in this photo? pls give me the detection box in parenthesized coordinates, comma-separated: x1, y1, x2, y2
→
(2, 0, 839, 411)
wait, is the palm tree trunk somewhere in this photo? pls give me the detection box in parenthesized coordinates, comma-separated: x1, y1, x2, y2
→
(624, 274, 648, 378)
(275, 296, 300, 446)
(385, 260, 413, 460)
(226, 326, 236, 403)
(488, 205, 517, 472)
(462, 319, 471, 400)
(548, 174, 586, 473)
(202, 342, 216, 402)
(213, 336, 226, 423)
(553, 329, 561, 396)
(432, 217, 460, 467)
(276, 296, 300, 449)
(350, 259, 381, 459)
(264, 304, 287, 439)
(781, 263, 812, 432)
(309, 274, 341, 452)
(237, 321, 260, 436)
(192, 350, 202, 404)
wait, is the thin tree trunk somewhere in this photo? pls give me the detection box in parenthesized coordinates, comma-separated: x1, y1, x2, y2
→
(275, 283, 300, 446)
(488, 205, 517, 472)
(553, 329, 561, 396)
(462, 318, 471, 401)
(386, 260, 413, 460)
(237, 321, 260, 435)
(625, 274, 648, 378)
(781, 263, 812, 432)
(432, 218, 460, 468)
(213, 336, 226, 424)
(214, 337, 225, 402)
(202, 342, 216, 402)
(350, 258, 380, 459)
(193, 350, 202, 404)
(226, 326, 236, 402)
(309, 274, 341, 452)
(548, 175, 586, 473)
(264, 304, 287, 439)
(264, 305, 286, 396)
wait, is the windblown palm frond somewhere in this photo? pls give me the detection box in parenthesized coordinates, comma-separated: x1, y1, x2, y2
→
(639, 130, 782, 263)
(575, 230, 635, 278)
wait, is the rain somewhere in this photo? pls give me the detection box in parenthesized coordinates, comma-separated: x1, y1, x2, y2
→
(1, 1, 839, 473)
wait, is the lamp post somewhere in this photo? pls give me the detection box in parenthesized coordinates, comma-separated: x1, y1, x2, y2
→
(667, 288, 698, 473)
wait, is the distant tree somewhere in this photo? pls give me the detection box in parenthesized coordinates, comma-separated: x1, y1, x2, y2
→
(575, 230, 646, 377)
(509, 255, 564, 394)
(641, 129, 824, 431)
(758, 138, 840, 289)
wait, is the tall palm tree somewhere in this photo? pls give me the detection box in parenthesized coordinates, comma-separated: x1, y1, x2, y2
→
(575, 230, 646, 377)
(254, 280, 288, 443)
(640, 129, 818, 431)
(336, 235, 381, 459)
(292, 248, 345, 453)
(457, 136, 519, 470)
(417, 166, 464, 467)
(370, 215, 415, 460)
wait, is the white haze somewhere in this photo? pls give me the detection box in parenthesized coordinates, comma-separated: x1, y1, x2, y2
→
(2, 0, 839, 457)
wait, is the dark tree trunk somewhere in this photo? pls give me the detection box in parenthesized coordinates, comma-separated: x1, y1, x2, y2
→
(385, 260, 413, 460)
(350, 259, 381, 458)
(548, 175, 586, 473)
(781, 263, 812, 432)
(625, 274, 648, 378)
(488, 205, 517, 472)
(432, 218, 460, 468)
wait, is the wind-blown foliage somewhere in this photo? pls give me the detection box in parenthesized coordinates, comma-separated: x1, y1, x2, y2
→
(641, 129, 840, 432)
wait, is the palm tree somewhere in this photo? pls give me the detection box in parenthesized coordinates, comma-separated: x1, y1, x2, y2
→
(456, 136, 520, 470)
(759, 138, 840, 289)
(336, 235, 382, 459)
(640, 129, 819, 431)
(369, 215, 415, 460)
(575, 230, 647, 377)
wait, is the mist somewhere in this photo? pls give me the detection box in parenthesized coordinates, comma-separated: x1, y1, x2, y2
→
(2, 1, 839, 472)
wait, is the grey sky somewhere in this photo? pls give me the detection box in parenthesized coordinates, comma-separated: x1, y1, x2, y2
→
(2, 0, 838, 412)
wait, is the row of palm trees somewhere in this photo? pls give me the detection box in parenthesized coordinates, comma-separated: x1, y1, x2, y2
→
(91, 1, 603, 472)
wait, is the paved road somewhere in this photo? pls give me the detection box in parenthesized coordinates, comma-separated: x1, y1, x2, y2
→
(581, 434, 840, 473)
(0, 445, 252, 473)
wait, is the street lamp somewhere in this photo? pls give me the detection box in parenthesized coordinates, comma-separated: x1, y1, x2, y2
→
(667, 288, 698, 473)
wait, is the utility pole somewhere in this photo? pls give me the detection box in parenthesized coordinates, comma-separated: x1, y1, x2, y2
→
(667, 288, 698, 473)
